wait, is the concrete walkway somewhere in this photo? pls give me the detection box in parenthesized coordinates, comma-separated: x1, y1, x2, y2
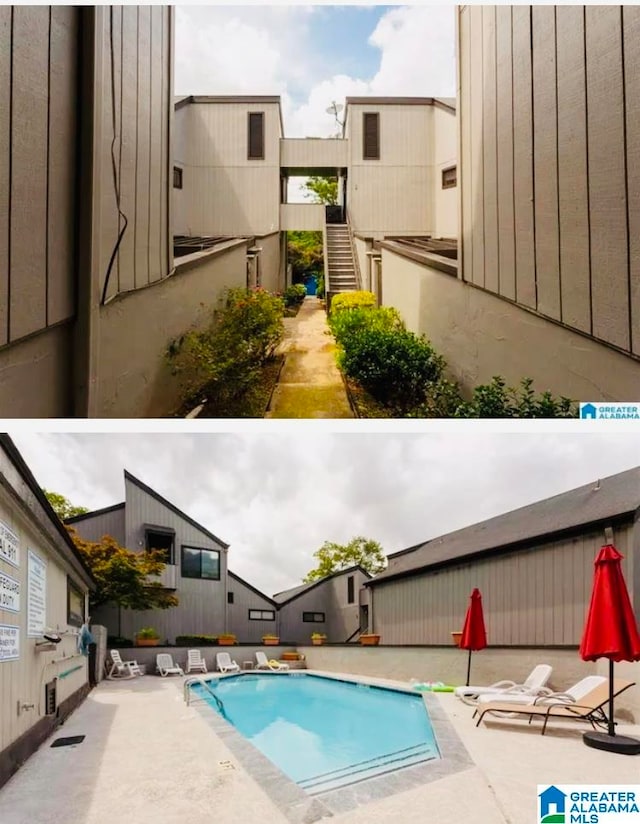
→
(266, 298, 354, 418)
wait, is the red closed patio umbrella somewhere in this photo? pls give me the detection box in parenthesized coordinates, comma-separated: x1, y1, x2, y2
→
(460, 588, 487, 686)
(579, 544, 640, 754)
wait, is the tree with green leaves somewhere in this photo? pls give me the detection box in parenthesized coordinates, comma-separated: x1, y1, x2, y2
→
(44, 489, 89, 520)
(303, 176, 338, 206)
(303, 536, 387, 583)
(287, 230, 324, 281)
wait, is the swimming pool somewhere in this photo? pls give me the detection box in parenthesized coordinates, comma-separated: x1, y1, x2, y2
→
(192, 673, 440, 794)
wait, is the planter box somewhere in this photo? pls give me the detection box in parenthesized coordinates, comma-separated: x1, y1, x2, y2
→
(451, 631, 463, 648)
(311, 639, 325, 646)
(359, 634, 380, 646)
(262, 638, 279, 646)
(218, 639, 236, 646)
(135, 638, 160, 647)
(281, 652, 301, 661)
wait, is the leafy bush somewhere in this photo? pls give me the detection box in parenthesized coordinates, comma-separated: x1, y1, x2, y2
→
(330, 306, 403, 353)
(454, 377, 577, 418)
(283, 283, 307, 307)
(331, 291, 376, 313)
(175, 634, 218, 646)
(136, 627, 160, 639)
(340, 325, 445, 414)
(167, 287, 284, 411)
(107, 635, 134, 648)
(316, 274, 325, 299)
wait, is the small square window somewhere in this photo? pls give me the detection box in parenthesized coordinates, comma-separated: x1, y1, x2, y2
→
(442, 166, 457, 189)
(248, 609, 275, 621)
(146, 529, 175, 565)
(173, 166, 183, 189)
(181, 546, 220, 580)
(302, 612, 325, 623)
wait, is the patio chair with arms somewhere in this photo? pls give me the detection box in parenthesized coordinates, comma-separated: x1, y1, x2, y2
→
(454, 663, 553, 705)
(156, 653, 184, 677)
(186, 649, 208, 673)
(216, 652, 240, 673)
(107, 649, 143, 679)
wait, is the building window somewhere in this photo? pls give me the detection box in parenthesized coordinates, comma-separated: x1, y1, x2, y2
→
(442, 166, 457, 189)
(181, 546, 220, 580)
(303, 612, 325, 623)
(145, 528, 175, 565)
(363, 112, 380, 160)
(347, 575, 355, 604)
(67, 578, 84, 628)
(248, 112, 265, 160)
(248, 609, 275, 621)
(173, 166, 183, 189)
(227, 591, 234, 604)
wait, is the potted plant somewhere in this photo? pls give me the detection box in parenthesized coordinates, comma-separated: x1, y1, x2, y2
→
(135, 627, 160, 647)
(281, 651, 301, 661)
(262, 634, 279, 646)
(217, 633, 236, 646)
(359, 634, 381, 646)
(311, 633, 327, 646)
(451, 631, 463, 647)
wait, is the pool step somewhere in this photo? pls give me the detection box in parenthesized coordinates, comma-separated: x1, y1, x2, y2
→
(298, 741, 439, 795)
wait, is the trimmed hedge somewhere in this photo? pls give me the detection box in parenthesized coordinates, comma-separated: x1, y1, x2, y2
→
(175, 634, 218, 646)
(331, 291, 376, 312)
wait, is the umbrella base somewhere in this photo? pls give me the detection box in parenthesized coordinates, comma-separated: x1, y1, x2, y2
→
(583, 731, 640, 755)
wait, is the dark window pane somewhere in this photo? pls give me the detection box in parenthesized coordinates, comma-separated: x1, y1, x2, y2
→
(363, 112, 380, 160)
(201, 549, 220, 579)
(181, 547, 201, 578)
(228, 591, 234, 604)
(248, 112, 265, 159)
(347, 575, 355, 604)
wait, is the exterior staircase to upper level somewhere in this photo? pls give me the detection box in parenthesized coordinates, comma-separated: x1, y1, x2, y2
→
(325, 223, 359, 297)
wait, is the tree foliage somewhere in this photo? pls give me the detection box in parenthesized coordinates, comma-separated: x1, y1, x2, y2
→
(44, 490, 89, 520)
(67, 526, 179, 613)
(303, 176, 338, 205)
(287, 230, 323, 280)
(303, 536, 387, 583)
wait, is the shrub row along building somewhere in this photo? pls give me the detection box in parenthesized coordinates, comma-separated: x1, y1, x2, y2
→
(1, 435, 640, 784)
(1, 5, 638, 416)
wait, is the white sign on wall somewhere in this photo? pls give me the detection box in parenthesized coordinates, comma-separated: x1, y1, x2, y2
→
(0, 521, 20, 567)
(0, 571, 20, 612)
(0, 624, 19, 661)
(27, 551, 47, 637)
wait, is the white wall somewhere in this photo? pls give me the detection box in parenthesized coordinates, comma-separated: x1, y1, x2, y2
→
(432, 105, 458, 238)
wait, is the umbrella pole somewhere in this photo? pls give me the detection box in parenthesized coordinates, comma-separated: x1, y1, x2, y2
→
(608, 659, 615, 737)
(466, 649, 472, 686)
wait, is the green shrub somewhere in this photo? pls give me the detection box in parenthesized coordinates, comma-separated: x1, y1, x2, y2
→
(283, 283, 307, 307)
(175, 634, 218, 646)
(454, 377, 577, 418)
(340, 326, 445, 414)
(330, 291, 376, 313)
(107, 635, 134, 648)
(167, 287, 284, 410)
(136, 627, 160, 640)
(316, 274, 325, 300)
(330, 306, 403, 352)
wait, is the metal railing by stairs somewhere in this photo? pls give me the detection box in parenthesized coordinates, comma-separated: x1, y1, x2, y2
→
(184, 675, 229, 720)
(323, 207, 361, 306)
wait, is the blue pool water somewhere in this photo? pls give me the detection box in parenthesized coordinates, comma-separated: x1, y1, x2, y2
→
(193, 673, 440, 794)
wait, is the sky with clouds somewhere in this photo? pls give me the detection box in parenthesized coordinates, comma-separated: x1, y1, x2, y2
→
(174, 6, 457, 138)
(9, 432, 640, 598)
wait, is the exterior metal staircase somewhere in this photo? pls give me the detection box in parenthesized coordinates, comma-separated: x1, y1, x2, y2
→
(324, 222, 359, 302)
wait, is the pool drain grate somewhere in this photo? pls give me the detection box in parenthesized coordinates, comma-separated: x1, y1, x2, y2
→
(51, 735, 85, 748)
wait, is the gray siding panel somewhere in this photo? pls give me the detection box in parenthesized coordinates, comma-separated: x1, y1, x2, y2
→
(459, 6, 473, 286)
(0, 7, 10, 345)
(495, 6, 515, 301)
(481, 6, 499, 294)
(227, 578, 277, 643)
(556, 6, 591, 334)
(118, 5, 139, 293)
(47, 6, 78, 326)
(70, 508, 126, 546)
(10, 6, 49, 340)
(586, 6, 629, 351)
(532, 6, 561, 320)
(134, 6, 151, 289)
(625, 6, 640, 355)
(469, 6, 484, 287)
(512, 6, 536, 309)
(148, 6, 163, 283)
(372, 524, 633, 646)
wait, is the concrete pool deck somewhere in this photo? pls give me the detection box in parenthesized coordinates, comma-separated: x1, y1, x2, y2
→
(1, 672, 639, 824)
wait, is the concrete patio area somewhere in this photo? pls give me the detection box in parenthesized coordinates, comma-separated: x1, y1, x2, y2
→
(1, 673, 638, 824)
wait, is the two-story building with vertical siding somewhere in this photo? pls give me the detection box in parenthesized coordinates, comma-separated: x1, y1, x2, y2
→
(0, 435, 94, 790)
(379, 5, 640, 401)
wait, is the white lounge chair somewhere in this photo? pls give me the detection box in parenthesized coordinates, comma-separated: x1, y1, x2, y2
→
(186, 649, 208, 673)
(156, 653, 184, 677)
(454, 664, 553, 705)
(475, 674, 606, 707)
(255, 651, 290, 671)
(216, 652, 240, 673)
(107, 649, 143, 679)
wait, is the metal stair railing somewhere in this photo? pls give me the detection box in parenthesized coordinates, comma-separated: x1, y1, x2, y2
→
(344, 625, 364, 643)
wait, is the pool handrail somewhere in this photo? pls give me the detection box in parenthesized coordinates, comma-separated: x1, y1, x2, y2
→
(184, 675, 228, 719)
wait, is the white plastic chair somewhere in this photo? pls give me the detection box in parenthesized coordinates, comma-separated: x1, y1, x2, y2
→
(255, 651, 289, 671)
(216, 652, 240, 673)
(156, 653, 184, 677)
(186, 649, 208, 673)
(476, 674, 606, 706)
(107, 649, 143, 679)
(454, 664, 553, 705)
